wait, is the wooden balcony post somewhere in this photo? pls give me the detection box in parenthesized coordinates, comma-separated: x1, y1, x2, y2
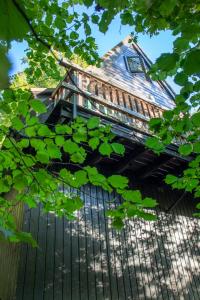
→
(71, 70, 78, 118)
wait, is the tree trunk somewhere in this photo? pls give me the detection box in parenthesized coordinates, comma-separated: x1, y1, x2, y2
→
(0, 190, 24, 300)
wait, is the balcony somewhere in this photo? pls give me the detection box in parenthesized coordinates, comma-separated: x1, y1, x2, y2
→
(51, 63, 165, 134)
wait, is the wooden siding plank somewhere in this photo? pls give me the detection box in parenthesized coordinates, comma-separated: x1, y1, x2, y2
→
(96, 187, 112, 300)
(108, 192, 126, 300)
(71, 188, 80, 300)
(54, 215, 64, 300)
(43, 212, 55, 300)
(79, 188, 89, 300)
(85, 186, 97, 300)
(123, 220, 139, 299)
(91, 186, 104, 300)
(15, 206, 31, 300)
(23, 206, 40, 300)
(62, 198, 72, 300)
(33, 207, 48, 300)
(103, 190, 120, 300)
(152, 187, 183, 299)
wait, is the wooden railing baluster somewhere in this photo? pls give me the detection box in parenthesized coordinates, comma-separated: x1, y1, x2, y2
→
(142, 102, 150, 118)
(117, 90, 125, 107)
(111, 89, 118, 106)
(52, 66, 174, 134)
(78, 72, 83, 106)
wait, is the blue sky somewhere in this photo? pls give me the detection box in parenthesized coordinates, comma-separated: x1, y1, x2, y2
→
(9, 14, 178, 92)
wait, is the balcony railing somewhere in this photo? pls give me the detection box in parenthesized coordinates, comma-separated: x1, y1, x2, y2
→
(51, 65, 165, 133)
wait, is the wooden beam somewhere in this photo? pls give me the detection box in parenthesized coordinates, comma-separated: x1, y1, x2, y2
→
(137, 155, 174, 179)
(114, 148, 148, 174)
(86, 153, 103, 166)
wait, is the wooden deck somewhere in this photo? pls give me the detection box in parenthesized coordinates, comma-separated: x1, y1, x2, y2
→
(16, 184, 200, 300)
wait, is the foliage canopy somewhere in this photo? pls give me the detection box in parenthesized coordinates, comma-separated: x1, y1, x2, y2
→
(0, 0, 200, 244)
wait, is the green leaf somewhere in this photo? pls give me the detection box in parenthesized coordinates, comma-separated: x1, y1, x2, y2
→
(25, 197, 37, 208)
(193, 142, 200, 153)
(71, 152, 86, 163)
(173, 37, 189, 52)
(0, 46, 11, 88)
(30, 139, 45, 151)
(122, 190, 142, 202)
(84, 23, 91, 36)
(159, 0, 176, 16)
(165, 174, 177, 184)
(196, 203, 200, 209)
(99, 142, 112, 156)
(108, 175, 128, 189)
(149, 118, 162, 130)
(87, 117, 100, 129)
(10, 232, 37, 247)
(146, 137, 165, 154)
(30, 100, 47, 113)
(12, 117, 24, 130)
(174, 72, 188, 86)
(13, 174, 28, 191)
(120, 12, 134, 25)
(17, 138, 29, 149)
(25, 126, 36, 137)
(138, 211, 157, 221)
(38, 125, 52, 136)
(112, 217, 124, 230)
(191, 112, 200, 127)
(36, 151, 49, 164)
(70, 31, 79, 40)
(55, 124, 72, 135)
(111, 143, 125, 155)
(156, 53, 179, 72)
(0, 1, 29, 40)
(74, 170, 88, 187)
(88, 137, 100, 150)
(63, 139, 79, 154)
(47, 143, 61, 159)
(55, 136, 65, 146)
(183, 50, 200, 75)
(185, 178, 199, 192)
(91, 15, 99, 24)
(179, 144, 193, 156)
(83, 0, 93, 7)
(89, 173, 106, 186)
(142, 197, 157, 208)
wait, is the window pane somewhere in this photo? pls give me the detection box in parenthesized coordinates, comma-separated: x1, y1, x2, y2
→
(127, 56, 143, 73)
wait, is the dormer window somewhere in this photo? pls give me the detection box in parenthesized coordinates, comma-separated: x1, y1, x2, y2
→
(125, 55, 144, 73)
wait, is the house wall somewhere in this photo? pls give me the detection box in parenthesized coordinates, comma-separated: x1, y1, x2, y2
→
(15, 184, 200, 300)
(87, 42, 175, 111)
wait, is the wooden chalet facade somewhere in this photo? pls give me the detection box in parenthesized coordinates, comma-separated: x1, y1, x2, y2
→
(1, 37, 200, 300)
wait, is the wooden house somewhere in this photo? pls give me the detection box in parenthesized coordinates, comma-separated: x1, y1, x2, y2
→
(1, 36, 200, 300)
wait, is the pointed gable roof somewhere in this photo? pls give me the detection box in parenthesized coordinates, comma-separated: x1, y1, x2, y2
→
(86, 35, 176, 110)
